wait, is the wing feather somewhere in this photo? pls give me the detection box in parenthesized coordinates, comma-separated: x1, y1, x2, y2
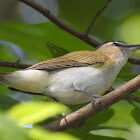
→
(26, 51, 109, 70)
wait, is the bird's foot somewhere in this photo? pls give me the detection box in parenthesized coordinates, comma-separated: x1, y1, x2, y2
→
(72, 86, 108, 110)
(91, 96, 108, 111)
(91, 95, 101, 107)
(72, 85, 101, 107)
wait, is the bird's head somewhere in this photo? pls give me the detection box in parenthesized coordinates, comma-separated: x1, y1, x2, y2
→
(98, 41, 140, 51)
(98, 41, 140, 57)
(111, 41, 140, 51)
(97, 41, 140, 63)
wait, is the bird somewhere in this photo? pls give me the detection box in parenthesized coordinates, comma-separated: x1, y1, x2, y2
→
(0, 41, 140, 105)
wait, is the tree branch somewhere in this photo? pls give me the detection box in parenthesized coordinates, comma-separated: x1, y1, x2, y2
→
(126, 99, 140, 110)
(85, 0, 112, 36)
(18, 0, 140, 65)
(127, 95, 140, 103)
(128, 58, 140, 65)
(19, 0, 100, 47)
(44, 75, 140, 131)
(0, 61, 30, 69)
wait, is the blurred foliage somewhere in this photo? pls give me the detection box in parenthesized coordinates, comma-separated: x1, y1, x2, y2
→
(0, 113, 29, 140)
(0, 0, 140, 140)
(8, 101, 69, 125)
(46, 43, 70, 58)
(131, 108, 140, 125)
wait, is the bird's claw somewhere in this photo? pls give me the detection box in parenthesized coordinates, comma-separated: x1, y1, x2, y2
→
(91, 95, 101, 106)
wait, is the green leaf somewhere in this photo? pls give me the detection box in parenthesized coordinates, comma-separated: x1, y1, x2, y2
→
(7, 101, 69, 125)
(117, 72, 137, 82)
(0, 113, 29, 140)
(116, 63, 136, 81)
(0, 22, 93, 63)
(134, 90, 140, 97)
(80, 108, 114, 130)
(115, 15, 140, 45)
(0, 94, 19, 110)
(58, 0, 106, 31)
(0, 46, 16, 62)
(114, 63, 137, 86)
(66, 129, 125, 140)
(33, 23, 93, 51)
(0, 23, 53, 61)
(131, 108, 140, 125)
(28, 127, 80, 140)
(46, 43, 69, 58)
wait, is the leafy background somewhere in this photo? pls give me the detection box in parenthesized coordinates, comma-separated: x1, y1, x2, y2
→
(0, 0, 140, 140)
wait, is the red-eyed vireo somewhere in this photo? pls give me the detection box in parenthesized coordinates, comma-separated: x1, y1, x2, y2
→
(0, 41, 140, 105)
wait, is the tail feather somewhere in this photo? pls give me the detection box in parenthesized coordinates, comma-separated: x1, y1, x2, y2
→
(0, 70, 49, 93)
(0, 72, 12, 85)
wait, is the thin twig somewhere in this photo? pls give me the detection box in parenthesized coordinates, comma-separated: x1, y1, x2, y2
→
(44, 75, 140, 131)
(105, 87, 140, 103)
(85, 0, 112, 36)
(126, 95, 140, 103)
(126, 99, 140, 110)
(0, 61, 30, 69)
(128, 58, 140, 65)
(19, 0, 100, 47)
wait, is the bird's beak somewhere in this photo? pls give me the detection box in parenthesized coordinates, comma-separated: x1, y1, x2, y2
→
(129, 45, 140, 51)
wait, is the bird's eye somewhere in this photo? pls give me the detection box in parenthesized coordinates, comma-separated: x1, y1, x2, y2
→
(113, 43, 118, 46)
